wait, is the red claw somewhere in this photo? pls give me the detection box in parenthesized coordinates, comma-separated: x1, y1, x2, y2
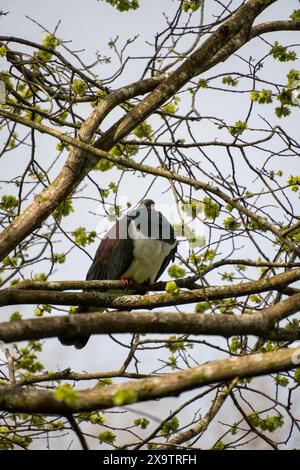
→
(121, 277, 131, 288)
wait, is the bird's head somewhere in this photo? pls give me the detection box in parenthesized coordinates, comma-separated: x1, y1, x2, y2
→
(140, 199, 155, 211)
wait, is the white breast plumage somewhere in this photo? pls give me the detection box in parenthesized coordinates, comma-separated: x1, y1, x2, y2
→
(121, 221, 176, 283)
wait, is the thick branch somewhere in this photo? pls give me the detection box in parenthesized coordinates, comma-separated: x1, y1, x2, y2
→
(1, 292, 300, 343)
(12, 276, 200, 292)
(250, 20, 300, 38)
(97, 0, 275, 149)
(1, 267, 300, 312)
(0, 347, 298, 414)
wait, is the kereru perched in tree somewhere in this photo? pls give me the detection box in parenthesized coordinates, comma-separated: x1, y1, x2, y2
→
(59, 199, 177, 349)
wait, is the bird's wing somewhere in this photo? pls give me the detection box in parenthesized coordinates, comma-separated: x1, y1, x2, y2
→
(153, 210, 177, 281)
(154, 242, 177, 282)
(86, 216, 134, 280)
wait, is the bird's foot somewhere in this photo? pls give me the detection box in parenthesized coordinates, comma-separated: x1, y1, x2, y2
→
(120, 277, 132, 289)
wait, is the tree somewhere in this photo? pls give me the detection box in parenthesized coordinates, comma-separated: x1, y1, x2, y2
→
(0, 0, 300, 450)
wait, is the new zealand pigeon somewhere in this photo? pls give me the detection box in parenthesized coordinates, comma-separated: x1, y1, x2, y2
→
(59, 199, 177, 348)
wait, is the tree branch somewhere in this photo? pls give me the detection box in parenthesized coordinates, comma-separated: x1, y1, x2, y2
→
(1, 292, 300, 344)
(1, 267, 300, 312)
(0, 347, 299, 414)
(158, 379, 239, 449)
(250, 20, 300, 39)
(67, 415, 89, 451)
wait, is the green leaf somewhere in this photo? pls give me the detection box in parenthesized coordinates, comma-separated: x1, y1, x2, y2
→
(203, 197, 220, 220)
(198, 79, 208, 88)
(231, 423, 238, 435)
(95, 378, 113, 387)
(54, 384, 77, 407)
(287, 175, 300, 192)
(287, 69, 300, 87)
(34, 307, 43, 317)
(15, 343, 44, 373)
(222, 75, 239, 87)
(230, 336, 242, 353)
(95, 159, 114, 172)
(277, 89, 293, 106)
(249, 294, 262, 304)
(71, 79, 87, 96)
(229, 120, 248, 137)
(133, 121, 152, 139)
(182, 0, 202, 13)
(37, 50, 53, 61)
(275, 374, 289, 387)
(72, 227, 97, 246)
(195, 302, 210, 313)
(271, 41, 297, 62)
(221, 271, 235, 282)
(10, 311, 22, 321)
(32, 415, 45, 428)
(36, 35, 60, 62)
(160, 417, 179, 436)
(51, 252, 66, 264)
(290, 9, 300, 21)
(109, 142, 138, 157)
(165, 281, 179, 296)
(98, 430, 116, 444)
(24, 105, 45, 123)
(56, 141, 70, 152)
(181, 199, 202, 218)
(113, 388, 138, 406)
(42, 35, 60, 50)
(168, 264, 186, 279)
(52, 198, 74, 220)
(0, 45, 7, 57)
(223, 216, 241, 231)
(275, 105, 291, 118)
(108, 182, 118, 193)
(134, 417, 150, 429)
(250, 89, 273, 104)
(99, 0, 139, 12)
(165, 336, 191, 353)
(294, 368, 300, 382)
(33, 272, 47, 281)
(248, 413, 284, 432)
(0, 195, 19, 210)
(91, 89, 109, 108)
(88, 412, 106, 425)
(213, 440, 226, 450)
(162, 103, 176, 114)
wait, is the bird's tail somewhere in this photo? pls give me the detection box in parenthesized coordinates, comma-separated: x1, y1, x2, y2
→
(58, 305, 91, 349)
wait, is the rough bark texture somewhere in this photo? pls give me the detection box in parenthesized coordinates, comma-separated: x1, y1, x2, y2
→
(0, 347, 298, 414)
(1, 291, 300, 344)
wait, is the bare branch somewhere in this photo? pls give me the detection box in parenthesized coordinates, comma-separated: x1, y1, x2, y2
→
(250, 20, 300, 39)
(159, 379, 239, 449)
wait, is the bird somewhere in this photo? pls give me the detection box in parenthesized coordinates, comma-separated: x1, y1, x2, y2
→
(59, 199, 177, 348)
